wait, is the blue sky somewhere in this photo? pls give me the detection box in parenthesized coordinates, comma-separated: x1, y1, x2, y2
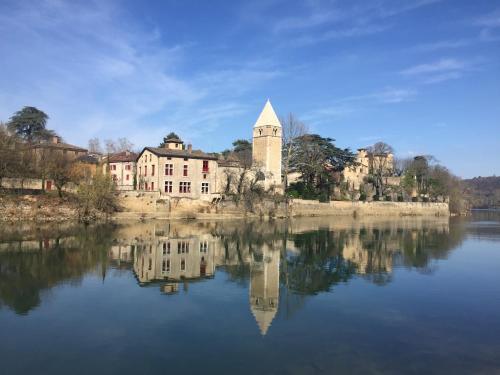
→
(0, 0, 499, 178)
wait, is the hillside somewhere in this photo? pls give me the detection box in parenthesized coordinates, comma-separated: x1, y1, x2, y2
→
(463, 176, 500, 209)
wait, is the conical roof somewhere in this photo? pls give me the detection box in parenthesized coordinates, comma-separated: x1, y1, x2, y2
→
(253, 99, 281, 128)
(251, 306, 278, 336)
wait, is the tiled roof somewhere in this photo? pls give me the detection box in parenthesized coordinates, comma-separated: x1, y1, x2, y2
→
(32, 141, 87, 152)
(108, 151, 138, 163)
(142, 147, 218, 160)
(75, 154, 100, 164)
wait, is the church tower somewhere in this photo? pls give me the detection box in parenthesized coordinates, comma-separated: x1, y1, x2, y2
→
(252, 100, 282, 188)
(249, 245, 280, 336)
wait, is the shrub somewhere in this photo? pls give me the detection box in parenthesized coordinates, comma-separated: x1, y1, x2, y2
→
(359, 192, 367, 201)
(397, 196, 404, 202)
(76, 174, 118, 221)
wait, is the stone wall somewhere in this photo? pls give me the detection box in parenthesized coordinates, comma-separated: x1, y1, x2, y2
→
(289, 199, 449, 217)
(115, 193, 449, 220)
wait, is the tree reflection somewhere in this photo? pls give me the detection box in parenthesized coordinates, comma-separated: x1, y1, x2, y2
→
(0, 216, 469, 322)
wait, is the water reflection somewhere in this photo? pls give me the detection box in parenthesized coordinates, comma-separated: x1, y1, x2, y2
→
(0, 217, 467, 329)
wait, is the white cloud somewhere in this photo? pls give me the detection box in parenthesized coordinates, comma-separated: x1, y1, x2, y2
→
(401, 58, 467, 75)
(0, 0, 281, 148)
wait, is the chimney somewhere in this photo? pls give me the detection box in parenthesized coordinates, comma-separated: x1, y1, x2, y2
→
(187, 144, 192, 153)
(52, 136, 59, 144)
(125, 150, 130, 156)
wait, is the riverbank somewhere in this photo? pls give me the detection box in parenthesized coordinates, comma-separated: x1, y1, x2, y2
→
(0, 192, 449, 222)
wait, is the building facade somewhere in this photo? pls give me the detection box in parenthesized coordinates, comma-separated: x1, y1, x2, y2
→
(343, 148, 394, 191)
(136, 138, 219, 200)
(106, 151, 138, 191)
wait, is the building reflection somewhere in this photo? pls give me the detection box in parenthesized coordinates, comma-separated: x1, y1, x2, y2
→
(0, 216, 465, 326)
(117, 217, 454, 335)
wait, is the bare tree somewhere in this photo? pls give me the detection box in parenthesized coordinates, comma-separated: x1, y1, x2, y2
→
(104, 139, 117, 154)
(367, 142, 394, 197)
(280, 113, 307, 191)
(88, 137, 102, 154)
(47, 154, 75, 197)
(117, 137, 134, 152)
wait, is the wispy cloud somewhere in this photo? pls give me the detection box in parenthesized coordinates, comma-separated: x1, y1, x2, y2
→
(410, 39, 473, 52)
(0, 0, 282, 147)
(302, 86, 416, 124)
(273, 0, 440, 46)
(474, 9, 500, 28)
(401, 58, 466, 75)
(399, 58, 482, 84)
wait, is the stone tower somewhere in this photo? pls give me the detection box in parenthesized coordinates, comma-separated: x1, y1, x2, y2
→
(252, 99, 282, 188)
(249, 245, 280, 336)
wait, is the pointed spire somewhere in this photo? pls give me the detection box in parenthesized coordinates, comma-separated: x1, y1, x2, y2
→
(253, 99, 281, 128)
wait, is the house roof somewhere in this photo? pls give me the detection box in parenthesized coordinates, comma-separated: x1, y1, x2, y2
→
(32, 141, 87, 152)
(108, 151, 138, 163)
(253, 99, 281, 128)
(75, 154, 100, 164)
(139, 147, 218, 160)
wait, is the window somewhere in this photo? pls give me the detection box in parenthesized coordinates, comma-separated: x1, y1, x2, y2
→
(201, 182, 209, 194)
(273, 128, 277, 136)
(183, 165, 188, 176)
(126, 174, 129, 181)
(163, 259, 170, 272)
(259, 129, 262, 136)
(164, 181, 172, 193)
(202, 160, 209, 172)
(145, 182, 149, 190)
(152, 165, 155, 176)
(145, 166, 147, 176)
(180, 259, 185, 271)
(177, 241, 189, 254)
(148, 258, 152, 271)
(200, 241, 208, 253)
(179, 182, 191, 193)
(167, 157, 172, 160)
(111, 164, 116, 171)
(165, 164, 173, 175)
(139, 166, 142, 176)
(151, 182, 154, 191)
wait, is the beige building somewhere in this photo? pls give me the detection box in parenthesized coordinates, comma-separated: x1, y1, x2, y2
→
(105, 151, 138, 191)
(343, 148, 394, 191)
(252, 100, 282, 189)
(32, 136, 88, 160)
(136, 138, 219, 200)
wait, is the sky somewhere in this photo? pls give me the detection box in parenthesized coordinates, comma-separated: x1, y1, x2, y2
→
(0, 0, 499, 178)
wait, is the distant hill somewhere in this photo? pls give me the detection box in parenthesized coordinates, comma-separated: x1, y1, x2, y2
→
(463, 176, 500, 209)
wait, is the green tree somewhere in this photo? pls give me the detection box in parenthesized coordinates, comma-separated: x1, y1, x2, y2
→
(289, 134, 356, 200)
(159, 132, 181, 147)
(7, 107, 54, 143)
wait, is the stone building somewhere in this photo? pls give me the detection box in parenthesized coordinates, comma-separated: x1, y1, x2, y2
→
(136, 137, 219, 200)
(252, 100, 282, 189)
(343, 148, 395, 192)
(31, 136, 88, 160)
(105, 151, 138, 191)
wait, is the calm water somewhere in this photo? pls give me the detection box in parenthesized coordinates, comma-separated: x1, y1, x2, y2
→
(1, 213, 499, 374)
